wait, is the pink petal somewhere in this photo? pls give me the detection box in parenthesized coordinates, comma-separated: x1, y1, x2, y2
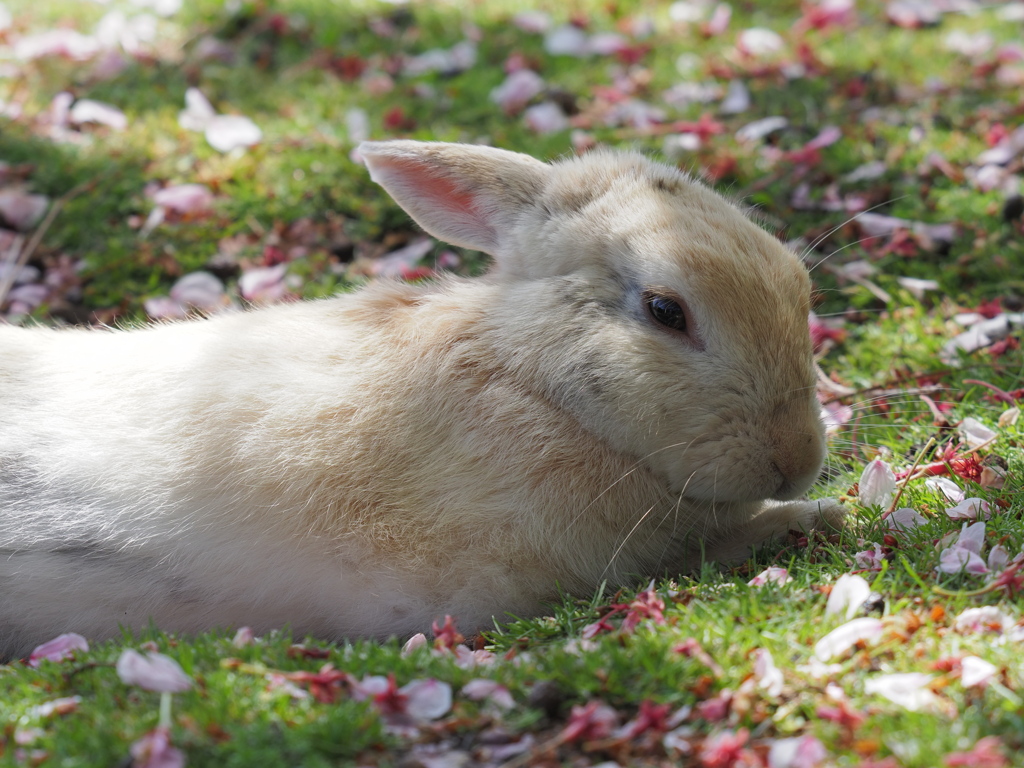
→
(238, 264, 288, 303)
(960, 656, 997, 688)
(490, 70, 545, 113)
(178, 87, 216, 132)
(925, 477, 965, 503)
(69, 99, 127, 131)
(737, 28, 785, 57)
(401, 679, 452, 721)
(153, 184, 213, 214)
(945, 498, 991, 521)
(401, 633, 428, 656)
(231, 627, 255, 648)
(960, 417, 997, 450)
(937, 546, 988, 575)
(129, 727, 186, 768)
(814, 618, 884, 661)
(512, 11, 551, 33)
(524, 102, 568, 134)
(116, 649, 192, 693)
(863, 672, 938, 711)
(854, 542, 885, 570)
(371, 238, 434, 278)
(955, 521, 986, 555)
(753, 648, 783, 697)
(28, 633, 89, 667)
(205, 115, 262, 153)
(543, 24, 589, 57)
(144, 295, 188, 320)
(14, 29, 100, 61)
(953, 606, 1013, 634)
(825, 574, 871, 619)
(858, 459, 896, 507)
(169, 271, 224, 311)
(0, 189, 49, 231)
(768, 735, 828, 768)
(988, 544, 1010, 573)
(461, 679, 515, 709)
(748, 566, 792, 587)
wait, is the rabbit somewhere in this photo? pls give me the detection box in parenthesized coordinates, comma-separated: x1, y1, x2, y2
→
(0, 141, 844, 660)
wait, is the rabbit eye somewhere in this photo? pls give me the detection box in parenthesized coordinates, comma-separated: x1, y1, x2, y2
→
(643, 291, 688, 333)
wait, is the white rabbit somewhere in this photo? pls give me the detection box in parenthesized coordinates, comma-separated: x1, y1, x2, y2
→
(0, 141, 843, 659)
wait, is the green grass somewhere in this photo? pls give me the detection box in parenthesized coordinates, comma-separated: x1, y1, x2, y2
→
(1, 0, 1023, 765)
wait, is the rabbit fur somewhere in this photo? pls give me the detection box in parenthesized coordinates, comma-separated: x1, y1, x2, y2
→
(0, 141, 844, 659)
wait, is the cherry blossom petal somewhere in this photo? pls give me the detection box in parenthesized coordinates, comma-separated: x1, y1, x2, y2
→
(945, 498, 991, 521)
(401, 679, 452, 721)
(720, 80, 751, 113)
(512, 10, 551, 33)
(753, 648, 784, 697)
(960, 417, 997, 450)
(748, 566, 792, 587)
(461, 679, 515, 710)
(544, 24, 589, 57)
(129, 726, 186, 768)
(953, 606, 1013, 634)
(859, 459, 896, 507)
(0, 189, 49, 231)
(826, 574, 871, 620)
(68, 99, 127, 130)
(925, 477, 965, 503)
(231, 627, 255, 648)
(738, 28, 784, 57)
(987, 544, 1010, 573)
(15, 29, 100, 61)
(490, 70, 545, 112)
(179, 87, 216, 132)
(205, 115, 262, 153)
(28, 633, 89, 667)
(937, 546, 988, 575)
(238, 264, 288, 303)
(736, 116, 788, 143)
(864, 672, 939, 711)
(401, 633, 428, 656)
(116, 649, 192, 693)
(955, 521, 986, 555)
(854, 542, 885, 570)
(152, 184, 213, 214)
(524, 102, 568, 134)
(814, 618, 884, 661)
(768, 735, 828, 768)
(960, 656, 997, 688)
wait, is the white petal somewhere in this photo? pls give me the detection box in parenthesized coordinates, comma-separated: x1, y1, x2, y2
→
(543, 24, 589, 57)
(748, 566, 792, 587)
(116, 649, 192, 693)
(859, 459, 897, 508)
(864, 672, 937, 711)
(953, 606, 1013, 634)
(69, 99, 127, 130)
(960, 417, 997, 450)
(753, 648, 784, 697)
(945, 498, 991, 521)
(814, 618, 884, 661)
(887, 507, 927, 531)
(960, 656, 997, 687)
(825, 574, 871, 620)
(738, 28, 784, 56)
(152, 184, 213, 214)
(524, 102, 568, 134)
(178, 87, 216, 132)
(205, 115, 262, 152)
(956, 521, 986, 555)
(924, 477, 965, 503)
(401, 679, 452, 721)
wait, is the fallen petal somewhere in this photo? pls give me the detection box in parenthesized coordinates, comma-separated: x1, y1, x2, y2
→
(960, 417, 997, 450)
(178, 87, 216, 132)
(0, 189, 49, 231)
(748, 566, 792, 587)
(864, 672, 938, 711)
(858, 459, 897, 508)
(129, 726, 186, 768)
(69, 99, 127, 130)
(960, 656, 997, 688)
(205, 114, 262, 152)
(401, 679, 452, 721)
(825, 574, 871, 620)
(814, 618, 884, 661)
(152, 184, 213, 215)
(945, 498, 991, 521)
(28, 633, 89, 667)
(116, 649, 192, 693)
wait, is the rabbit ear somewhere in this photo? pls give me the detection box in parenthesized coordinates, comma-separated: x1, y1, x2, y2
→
(359, 141, 549, 255)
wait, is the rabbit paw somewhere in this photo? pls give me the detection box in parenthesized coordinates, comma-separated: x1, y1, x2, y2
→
(704, 498, 847, 565)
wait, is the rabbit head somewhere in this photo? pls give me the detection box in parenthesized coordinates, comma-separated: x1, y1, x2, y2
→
(360, 141, 825, 511)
